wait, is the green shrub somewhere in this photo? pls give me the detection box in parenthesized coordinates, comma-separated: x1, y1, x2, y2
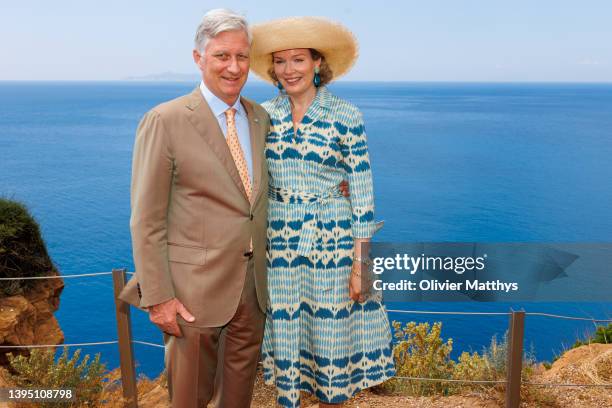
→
(7, 347, 107, 407)
(451, 336, 504, 393)
(380, 323, 539, 397)
(573, 323, 611, 347)
(453, 332, 536, 388)
(482, 333, 508, 374)
(0, 198, 56, 296)
(592, 323, 612, 343)
(551, 323, 611, 364)
(453, 350, 495, 384)
(381, 321, 455, 396)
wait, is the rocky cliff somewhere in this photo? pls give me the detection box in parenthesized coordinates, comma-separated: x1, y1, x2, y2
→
(0, 273, 64, 366)
(0, 198, 65, 367)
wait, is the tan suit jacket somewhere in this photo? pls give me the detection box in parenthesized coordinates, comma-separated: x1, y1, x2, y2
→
(119, 87, 269, 327)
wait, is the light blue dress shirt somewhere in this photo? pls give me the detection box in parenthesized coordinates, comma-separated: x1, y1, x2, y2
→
(200, 81, 253, 184)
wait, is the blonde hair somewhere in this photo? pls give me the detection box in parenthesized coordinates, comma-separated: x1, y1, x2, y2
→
(267, 49, 333, 87)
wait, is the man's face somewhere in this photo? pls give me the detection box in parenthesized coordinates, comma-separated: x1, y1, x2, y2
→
(193, 30, 250, 106)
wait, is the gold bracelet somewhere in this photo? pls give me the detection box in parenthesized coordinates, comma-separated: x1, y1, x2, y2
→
(353, 256, 372, 266)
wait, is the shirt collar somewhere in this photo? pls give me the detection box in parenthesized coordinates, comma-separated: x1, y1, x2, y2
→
(275, 86, 330, 121)
(200, 81, 246, 119)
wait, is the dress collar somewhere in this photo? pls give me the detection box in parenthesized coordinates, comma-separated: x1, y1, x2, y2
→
(275, 86, 331, 123)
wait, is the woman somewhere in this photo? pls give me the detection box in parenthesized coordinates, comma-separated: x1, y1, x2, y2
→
(251, 17, 395, 407)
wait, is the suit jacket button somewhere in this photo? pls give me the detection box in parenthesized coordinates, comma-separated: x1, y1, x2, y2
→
(250, 213, 254, 220)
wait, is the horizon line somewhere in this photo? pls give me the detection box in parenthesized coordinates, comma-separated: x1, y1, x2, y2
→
(1, 79, 612, 85)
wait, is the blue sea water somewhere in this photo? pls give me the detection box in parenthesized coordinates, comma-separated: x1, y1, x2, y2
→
(0, 81, 610, 378)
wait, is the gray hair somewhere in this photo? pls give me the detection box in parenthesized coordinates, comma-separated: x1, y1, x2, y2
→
(194, 9, 251, 52)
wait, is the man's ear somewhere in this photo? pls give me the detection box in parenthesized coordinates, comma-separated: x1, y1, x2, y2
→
(193, 49, 203, 66)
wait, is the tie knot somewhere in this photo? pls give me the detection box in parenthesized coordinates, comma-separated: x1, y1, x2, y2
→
(225, 108, 237, 121)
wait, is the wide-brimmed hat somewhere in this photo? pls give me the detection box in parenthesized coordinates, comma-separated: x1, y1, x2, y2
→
(250, 17, 358, 84)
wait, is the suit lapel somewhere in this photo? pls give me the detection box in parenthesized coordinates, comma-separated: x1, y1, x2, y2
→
(241, 97, 263, 208)
(185, 87, 248, 201)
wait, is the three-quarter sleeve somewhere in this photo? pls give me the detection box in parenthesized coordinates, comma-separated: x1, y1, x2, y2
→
(339, 109, 379, 239)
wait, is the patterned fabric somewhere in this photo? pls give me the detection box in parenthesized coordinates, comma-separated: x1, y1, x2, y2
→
(261, 86, 395, 407)
(225, 107, 252, 202)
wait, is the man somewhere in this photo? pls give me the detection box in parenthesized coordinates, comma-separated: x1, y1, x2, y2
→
(119, 9, 269, 407)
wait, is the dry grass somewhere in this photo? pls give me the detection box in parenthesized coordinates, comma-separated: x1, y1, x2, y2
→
(3, 345, 608, 407)
(531, 343, 612, 408)
(122, 345, 610, 407)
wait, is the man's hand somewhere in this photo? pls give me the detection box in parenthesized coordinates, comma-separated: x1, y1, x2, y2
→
(148, 298, 195, 337)
(339, 180, 350, 197)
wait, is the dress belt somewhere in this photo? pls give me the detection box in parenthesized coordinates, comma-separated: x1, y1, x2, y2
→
(268, 185, 343, 256)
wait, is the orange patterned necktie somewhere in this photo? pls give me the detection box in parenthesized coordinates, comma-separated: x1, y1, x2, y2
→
(224, 108, 252, 202)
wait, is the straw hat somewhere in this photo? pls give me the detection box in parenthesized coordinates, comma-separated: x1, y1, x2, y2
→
(250, 17, 358, 84)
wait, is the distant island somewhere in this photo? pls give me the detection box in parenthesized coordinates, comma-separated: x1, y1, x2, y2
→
(123, 71, 265, 82)
(123, 71, 200, 81)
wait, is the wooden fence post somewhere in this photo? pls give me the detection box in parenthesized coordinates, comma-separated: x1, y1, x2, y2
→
(506, 309, 525, 408)
(112, 268, 138, 408)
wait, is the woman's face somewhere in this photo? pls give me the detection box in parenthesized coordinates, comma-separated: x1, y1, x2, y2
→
(272, 48, 321, 96)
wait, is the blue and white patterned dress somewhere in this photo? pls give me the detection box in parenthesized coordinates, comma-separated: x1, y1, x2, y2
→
(261, 86, 395, 407)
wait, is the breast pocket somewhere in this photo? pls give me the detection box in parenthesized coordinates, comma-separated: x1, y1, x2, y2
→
(167, 242, 207, 265)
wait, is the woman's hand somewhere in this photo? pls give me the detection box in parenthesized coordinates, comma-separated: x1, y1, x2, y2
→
(350, 238, 370, 302)
(349, 260, 366, 303)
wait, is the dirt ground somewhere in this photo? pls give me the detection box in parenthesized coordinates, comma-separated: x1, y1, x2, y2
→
(130, 343, 612, 407)
(1, 344, 609, 407)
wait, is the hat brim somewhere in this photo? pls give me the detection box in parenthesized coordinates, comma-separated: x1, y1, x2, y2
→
(250, 17, 358, 84)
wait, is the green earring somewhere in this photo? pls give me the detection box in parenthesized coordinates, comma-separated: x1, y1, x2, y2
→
(313, 66, 321, 87)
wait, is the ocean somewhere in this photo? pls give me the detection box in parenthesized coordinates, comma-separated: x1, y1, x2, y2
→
(0, 81, 610, 378)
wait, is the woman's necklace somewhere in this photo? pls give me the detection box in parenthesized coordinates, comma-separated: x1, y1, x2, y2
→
(289, 90, 316, 137)
(289, 97, 312, 136)
(292, 107, 306, 134)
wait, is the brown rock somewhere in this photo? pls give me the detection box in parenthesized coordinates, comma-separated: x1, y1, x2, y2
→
(0, 296, 36, 345)
(0, 272, 64, 367)
(0, 367, 14, 408)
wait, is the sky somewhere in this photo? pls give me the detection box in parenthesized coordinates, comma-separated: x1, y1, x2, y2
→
(1, 0, 611, 82)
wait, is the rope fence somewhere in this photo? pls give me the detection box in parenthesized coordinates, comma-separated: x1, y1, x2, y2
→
(524, 311, 612, 323)
(0, 272, 115, 280)
(3, 273, 609, 320)
(387, 309, 510, 316)
(0, 341, 118, 349)
(132, 340, 165, 349)
(3, 340, 609, 390)
(0, 271, 135, 280)
(388, 309, 612, 322)
(0, 270, 610, 408)
(523, 382, 612, 388)
(394, 376, 506, 384)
